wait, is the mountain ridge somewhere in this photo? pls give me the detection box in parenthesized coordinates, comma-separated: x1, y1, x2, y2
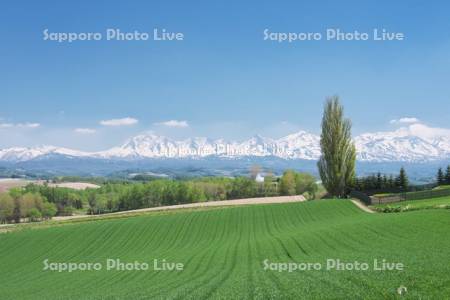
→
(1, 126, 450, 163)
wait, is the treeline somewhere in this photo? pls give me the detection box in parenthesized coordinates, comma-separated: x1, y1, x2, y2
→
(352, 167, 409, 192)
(0, 184, 85, 224)
(86, 170, 317, 214)
(50, 176, 127, 185)
(0, 170, 318, 222)
(354, 165, 450, 195)
(436, 165, 450, 185)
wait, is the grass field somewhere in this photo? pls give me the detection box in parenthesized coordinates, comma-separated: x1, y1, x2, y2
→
(0, 178, 100, 193)
(433, 185, 450, 190)
(374, 196, 450, 210)
(0, 178, 31, 193)
(1, 200, 449, 299)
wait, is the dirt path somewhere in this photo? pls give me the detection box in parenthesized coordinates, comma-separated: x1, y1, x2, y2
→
(52, 195, 307, 221)
(350, 199, 375, 213)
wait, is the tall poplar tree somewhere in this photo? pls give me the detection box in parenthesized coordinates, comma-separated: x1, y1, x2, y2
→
(317, 96, 356, 198)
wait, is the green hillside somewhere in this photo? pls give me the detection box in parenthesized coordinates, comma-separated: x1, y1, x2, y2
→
(1, 200, 449, 299)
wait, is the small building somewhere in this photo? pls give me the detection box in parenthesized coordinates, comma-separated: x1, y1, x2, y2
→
(255, 173, 265, 183)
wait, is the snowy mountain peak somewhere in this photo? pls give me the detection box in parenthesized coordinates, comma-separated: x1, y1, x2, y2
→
(0, 145, 90, 162)
(354, 125, 450, 162)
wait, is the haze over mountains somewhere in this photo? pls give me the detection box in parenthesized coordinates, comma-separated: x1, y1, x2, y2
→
(1, 124, 450, 163)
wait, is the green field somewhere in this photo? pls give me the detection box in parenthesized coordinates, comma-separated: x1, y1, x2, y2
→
(374, 196, 450, 211)
(433, 185, 450, 190)
(1, 200, 450, 299)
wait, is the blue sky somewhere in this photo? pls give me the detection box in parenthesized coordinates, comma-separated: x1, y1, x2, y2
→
(1, 0, 450, 150)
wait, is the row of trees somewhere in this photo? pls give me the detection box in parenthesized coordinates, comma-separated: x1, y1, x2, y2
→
(0, 191, 57, 224)
(352, 167, 409, 192)
(0, 171, 318, 220)
(87, 171, 318, 214)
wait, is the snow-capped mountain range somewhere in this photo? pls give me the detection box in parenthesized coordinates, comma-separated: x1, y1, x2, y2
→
(1, 125, 450, 163)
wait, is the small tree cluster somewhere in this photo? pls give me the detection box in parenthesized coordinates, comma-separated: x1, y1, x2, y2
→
(279, 170, 318, 199)
(353, 167, 409, 192)
(0, 191, 57, 224)
(23, 184, 83, 216)
(437, 165, 450, 185)
(353, 173, 396, 191)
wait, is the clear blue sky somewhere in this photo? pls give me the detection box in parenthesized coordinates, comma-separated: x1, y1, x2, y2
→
(1, 0, 450, 150)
